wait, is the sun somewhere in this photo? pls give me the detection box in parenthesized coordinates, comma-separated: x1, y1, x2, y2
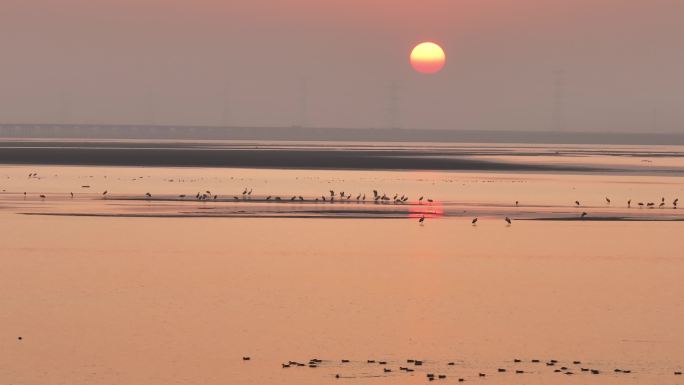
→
(410, 42, 446, 74)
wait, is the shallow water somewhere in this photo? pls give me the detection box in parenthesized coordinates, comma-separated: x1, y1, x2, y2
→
(1, 143, 683, 385)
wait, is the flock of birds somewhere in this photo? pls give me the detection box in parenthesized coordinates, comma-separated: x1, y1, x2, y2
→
(240, 356, 684, 381)
(14, 173, 682, 224)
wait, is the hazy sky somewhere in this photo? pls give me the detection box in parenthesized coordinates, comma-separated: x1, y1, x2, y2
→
(1, 0, 683, 132)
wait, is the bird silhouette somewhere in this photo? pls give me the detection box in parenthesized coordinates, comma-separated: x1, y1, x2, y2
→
(581, 212, 587, 219)
(419, 215, 425, 224)
(472, 218, 478, 225)
(505, 217, 512, 225)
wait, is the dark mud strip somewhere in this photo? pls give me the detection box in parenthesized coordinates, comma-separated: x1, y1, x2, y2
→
(520, 217, 684, 221)
(18, 212, 684, 221)
(18, 212, 412, 219)
(0, 146, 601, 172)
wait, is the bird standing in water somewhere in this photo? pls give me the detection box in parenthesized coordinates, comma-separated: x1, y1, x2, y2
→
(505, 217, 512, 225)
(419, 216, 425, 224)
(472, 218, 478, 225)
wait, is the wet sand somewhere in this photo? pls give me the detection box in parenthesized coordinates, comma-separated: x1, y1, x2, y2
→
(0, 144, 683, 385)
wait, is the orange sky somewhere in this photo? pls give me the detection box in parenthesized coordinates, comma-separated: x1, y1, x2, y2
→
(0, 0, 683, 131)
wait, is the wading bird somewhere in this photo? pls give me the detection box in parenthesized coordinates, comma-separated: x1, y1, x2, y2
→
(505, 217, 512, 225)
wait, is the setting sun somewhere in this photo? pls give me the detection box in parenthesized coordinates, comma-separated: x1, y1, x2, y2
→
(410, 42, 446, 74)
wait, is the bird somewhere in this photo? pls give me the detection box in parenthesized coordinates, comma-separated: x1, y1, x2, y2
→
(419, 216, 425, 224)
(575, 200, 580, 206)
(505, 217, 512, 225)
(102, 190, 108, 196)
(427, 199, 433, 203)
(515, 200, 519, 206)
(605, 197, 611, 204)
(628, 199, 631, 208)
(39, 194, 46, 199)
(242, 356, 251, 361)
(70, 192, 74, 198)
(145, 192, 152, 198)
(581, 212, 587, 219)
(266, 196, 272, 200)
(471, 218, 478, 225)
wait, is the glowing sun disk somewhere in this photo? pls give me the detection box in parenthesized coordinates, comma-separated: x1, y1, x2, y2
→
(410, 42, 446, 74)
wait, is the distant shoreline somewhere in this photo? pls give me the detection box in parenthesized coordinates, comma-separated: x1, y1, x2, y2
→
(2, 124, 684, 145)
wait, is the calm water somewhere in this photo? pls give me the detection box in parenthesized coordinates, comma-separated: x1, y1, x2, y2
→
(1, 143, 683, 385)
